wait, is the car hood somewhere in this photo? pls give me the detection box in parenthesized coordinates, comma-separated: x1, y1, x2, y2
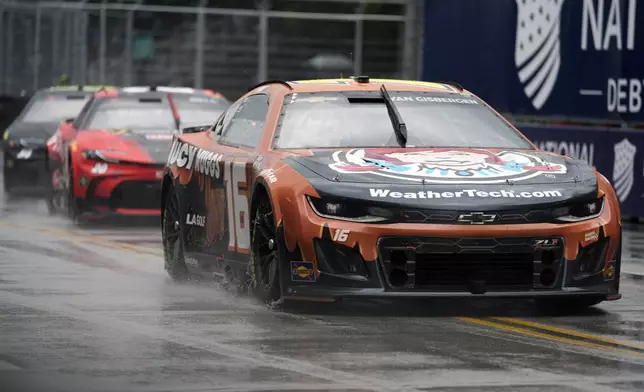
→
(76, 129, 175, 164)
(286, 147, 599, 209)
(6, 121, 60, 146)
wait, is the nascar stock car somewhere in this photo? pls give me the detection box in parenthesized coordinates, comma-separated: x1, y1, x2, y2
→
(2, 85, 111, 194)
(120, 86, 231, 129)
(46, 86, 227, 220)
(161, 77, 622, 311)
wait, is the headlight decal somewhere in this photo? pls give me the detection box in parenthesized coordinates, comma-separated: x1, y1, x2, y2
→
(307, 195, 393, 223)
(554, 196, 604, 223)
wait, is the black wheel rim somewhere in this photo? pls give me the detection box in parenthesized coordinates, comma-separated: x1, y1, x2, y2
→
(163, 191, 182, 264)
(255, 199, 278, 290)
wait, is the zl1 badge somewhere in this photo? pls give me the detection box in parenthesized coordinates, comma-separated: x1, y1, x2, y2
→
(604, 260, 616, 281)
(291, 261, 316, 282)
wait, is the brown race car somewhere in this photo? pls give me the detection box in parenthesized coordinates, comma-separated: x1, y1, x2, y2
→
(161, 77, 622, 311)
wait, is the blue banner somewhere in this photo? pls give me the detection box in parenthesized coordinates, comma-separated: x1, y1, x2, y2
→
(422, 0, 644, 123)
(519, 124, 644, 217)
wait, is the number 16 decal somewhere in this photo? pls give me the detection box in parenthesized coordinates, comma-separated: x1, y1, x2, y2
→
(225, 161, 250, 254)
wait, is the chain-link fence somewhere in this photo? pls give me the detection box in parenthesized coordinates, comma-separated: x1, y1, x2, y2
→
(0, 0, 423, 100)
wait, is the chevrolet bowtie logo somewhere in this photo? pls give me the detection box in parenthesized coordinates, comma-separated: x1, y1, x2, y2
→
(457, 212, 497, 224)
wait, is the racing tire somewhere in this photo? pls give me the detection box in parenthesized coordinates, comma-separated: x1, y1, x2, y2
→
(66, 156, 81, 222)
(161, 186, 191, 282)
(534, 297, 603, 314)
(2, 163, 14, 196)
(45, 166, 57, 215)
(249, 195, 282, 305)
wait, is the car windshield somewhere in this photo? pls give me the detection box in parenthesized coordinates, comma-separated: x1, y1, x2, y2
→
(21, 94, 89, 123)
(86, 97, 176, 131)
(273, 91, 533, 149)
(174, 96, 228, 125)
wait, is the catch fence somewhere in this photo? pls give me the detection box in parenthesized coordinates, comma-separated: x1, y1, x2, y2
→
(0, 0, 423, 100)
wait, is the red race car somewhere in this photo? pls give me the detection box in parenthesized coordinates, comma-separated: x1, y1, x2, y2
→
(46, 87, 184, 221)
(120, 86, 230, 129)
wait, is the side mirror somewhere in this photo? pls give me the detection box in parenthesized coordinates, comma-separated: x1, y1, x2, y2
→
(181, 125, 210, 134)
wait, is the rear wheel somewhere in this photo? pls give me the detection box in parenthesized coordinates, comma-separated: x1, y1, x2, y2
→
(162, 187, 191, 281)
(249, 195, 282, 305)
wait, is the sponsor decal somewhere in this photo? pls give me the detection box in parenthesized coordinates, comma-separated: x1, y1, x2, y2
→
(332, 229, 350, 242)
(532, 238, 561, 249)
(369, 188, 563, 199)
(167, 139, 224, 179)
(330, 149, 567, 184)
(604, 260, 616, 281)
(613, 138, 636, 202)
(584, 230, 599, 243)
(145, 134, 173, 141)
(457, 212, 497, 224)
(252, 155, 264, 170)
(185, 256, 199, 267)
(16, 149, 32, 160)
(261, 168, 277, 183)
(186, 213, 205, 227)
(514, 0, 564, 110)
(290, 261, 316, 282)
(91, 163, 108, 175)
(391, 96, 478, 104)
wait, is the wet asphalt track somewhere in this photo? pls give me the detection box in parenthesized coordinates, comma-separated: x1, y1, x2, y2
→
(2, 188, 644, 392)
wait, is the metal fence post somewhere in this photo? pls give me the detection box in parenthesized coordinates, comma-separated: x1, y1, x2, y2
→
(5, 9, 13, 94)
(0, 5, 4, 94)
(33, 4, 41, 91)
(99, 4, 106, 84)
(257, 1, 268, 83)
(52, 11, 59, 84)
(81, 9, 89, 85)
(353, 2, 365, 76)
(194, 4, 205, 89)
(124, 10, 133, 86)
(401, 0, 415, 80)
(64, 12, 72, 83)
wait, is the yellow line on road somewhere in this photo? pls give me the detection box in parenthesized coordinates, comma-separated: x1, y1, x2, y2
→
(493, 317, 644, 351)
(457, 317, 644, 357)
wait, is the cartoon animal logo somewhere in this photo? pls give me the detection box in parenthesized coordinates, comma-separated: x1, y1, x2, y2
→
(329, 148, 567, 184)
(514, 0, 565, 110)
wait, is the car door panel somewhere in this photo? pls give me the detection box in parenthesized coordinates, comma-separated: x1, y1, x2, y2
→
(169, 93, 269, 278)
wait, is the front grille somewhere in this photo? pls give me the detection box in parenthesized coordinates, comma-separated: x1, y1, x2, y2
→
(398, 207, 557, 224)
(378, 236, 564, 293)
(109, 180, 161, 209)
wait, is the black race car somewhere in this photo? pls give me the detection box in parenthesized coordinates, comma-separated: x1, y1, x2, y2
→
(2, 85, 111, 194)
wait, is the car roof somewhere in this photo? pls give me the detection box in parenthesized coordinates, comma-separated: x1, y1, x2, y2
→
(120, 86, 227, 99)
(247, 77, 471, 96)
(41, 85, 114, 94)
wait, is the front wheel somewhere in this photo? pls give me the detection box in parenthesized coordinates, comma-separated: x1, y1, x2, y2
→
(249, 195, 282, 305)
(162, 186, 191, 281)
(45, 165, 58, 215)
(65, 159, 80, 221)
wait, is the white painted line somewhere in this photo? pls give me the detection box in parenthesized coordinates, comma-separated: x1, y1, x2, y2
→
(579, 89, 603, 96)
